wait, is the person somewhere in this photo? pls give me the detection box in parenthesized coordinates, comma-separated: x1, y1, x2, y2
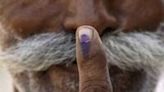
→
(0, 0, 163, 92)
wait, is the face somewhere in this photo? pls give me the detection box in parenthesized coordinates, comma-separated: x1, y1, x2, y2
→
(0, 0, 163, 92)
(0, 0, 163, 38)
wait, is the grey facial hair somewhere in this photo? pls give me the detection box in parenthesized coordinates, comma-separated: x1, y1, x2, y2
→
(0, 24, 164, 74)
(0, 31, 76, 72)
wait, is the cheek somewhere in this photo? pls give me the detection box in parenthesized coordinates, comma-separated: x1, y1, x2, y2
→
(104, 0, 163, 31)
(1, 0, 66, 38)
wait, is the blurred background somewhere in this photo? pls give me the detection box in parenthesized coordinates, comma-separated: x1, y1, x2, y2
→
(0, 66, 13, 92)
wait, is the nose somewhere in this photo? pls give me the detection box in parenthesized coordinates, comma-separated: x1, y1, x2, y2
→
(63, 0, 118, 34)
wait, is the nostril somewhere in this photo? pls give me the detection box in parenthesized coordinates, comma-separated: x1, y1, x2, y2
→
(101, 27, 117, 36)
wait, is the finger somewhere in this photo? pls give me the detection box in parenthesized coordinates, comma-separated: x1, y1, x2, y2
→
(76, 25, 113, 92)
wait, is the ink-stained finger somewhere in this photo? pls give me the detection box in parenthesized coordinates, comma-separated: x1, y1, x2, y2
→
(76, 25, 113, 92)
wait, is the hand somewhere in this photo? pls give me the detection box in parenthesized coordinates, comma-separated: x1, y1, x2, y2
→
(76, 25, 113, 92)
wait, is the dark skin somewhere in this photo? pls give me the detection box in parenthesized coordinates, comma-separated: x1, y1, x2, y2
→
(0, 0, 163, 38)
(0, 0, 163, 92)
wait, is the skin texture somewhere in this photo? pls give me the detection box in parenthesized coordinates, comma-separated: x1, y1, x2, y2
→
(76, 27, 112, 92)
(0, 0, 163, 39)
(0, 0, 163, 92)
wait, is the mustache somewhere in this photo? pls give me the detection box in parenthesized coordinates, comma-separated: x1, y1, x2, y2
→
(0, 25, 164, 73)
(0, 31, 76, 72)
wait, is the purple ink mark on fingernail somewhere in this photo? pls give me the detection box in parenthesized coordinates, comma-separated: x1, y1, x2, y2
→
(80, 34, 90, 58)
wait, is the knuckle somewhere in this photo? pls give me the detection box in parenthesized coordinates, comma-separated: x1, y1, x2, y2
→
(80, 80, 112, 92)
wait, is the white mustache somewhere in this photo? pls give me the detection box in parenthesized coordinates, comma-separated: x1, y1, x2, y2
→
(103, 32, 164, 73)
(0, 24, 164, 73)
(0, 31, 76, 72)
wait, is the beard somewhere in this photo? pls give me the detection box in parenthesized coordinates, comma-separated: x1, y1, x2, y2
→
(0, 23, 164, 74)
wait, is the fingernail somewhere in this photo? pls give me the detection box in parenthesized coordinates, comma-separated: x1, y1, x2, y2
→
(78, 26, 93, 58)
